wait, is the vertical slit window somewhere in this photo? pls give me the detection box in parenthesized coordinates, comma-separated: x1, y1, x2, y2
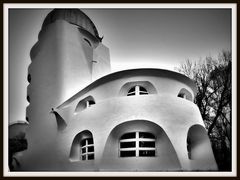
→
(27, 74, 31, 83)
(27, 95, 30, 103)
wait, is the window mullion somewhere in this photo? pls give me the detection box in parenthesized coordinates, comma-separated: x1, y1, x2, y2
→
(136, 132, 139, 157)
(86, 139, 88, 160)
(86, 101, 90, 108)
(136, 85, 140, 96)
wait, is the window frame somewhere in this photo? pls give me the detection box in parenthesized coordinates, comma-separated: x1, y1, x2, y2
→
(119, 132, 156, 158)
(80, 138, 94, 161)
(127, 85, 148, 96)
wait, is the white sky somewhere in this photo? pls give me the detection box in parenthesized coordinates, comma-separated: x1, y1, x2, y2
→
(8, 6, 231, 123)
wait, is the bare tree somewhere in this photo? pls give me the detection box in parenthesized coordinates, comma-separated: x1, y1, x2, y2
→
(175, 51, 232, 171)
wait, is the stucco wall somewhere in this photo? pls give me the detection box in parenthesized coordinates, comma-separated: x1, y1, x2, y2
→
(24, 72, 216, 171)
(20, 65, 217, 171)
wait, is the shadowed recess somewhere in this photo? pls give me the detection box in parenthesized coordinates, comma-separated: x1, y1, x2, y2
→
(52, 111, 67, 131)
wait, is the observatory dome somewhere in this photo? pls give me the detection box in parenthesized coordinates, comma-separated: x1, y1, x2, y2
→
(42, 9, 101, 40)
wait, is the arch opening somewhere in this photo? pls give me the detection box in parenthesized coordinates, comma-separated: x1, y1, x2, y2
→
(69, 130, 94, 161)
(101, 120, 181, 171)
(187, 125, 213, 160)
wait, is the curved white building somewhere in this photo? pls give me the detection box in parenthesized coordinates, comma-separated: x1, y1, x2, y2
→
(18, 9, 217, 171)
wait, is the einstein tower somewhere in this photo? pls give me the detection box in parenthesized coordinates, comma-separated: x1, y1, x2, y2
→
(18, 9, 217, 171)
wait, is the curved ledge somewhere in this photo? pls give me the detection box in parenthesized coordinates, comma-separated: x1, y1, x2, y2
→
(52, 111, 67, 131)
(57, 68, 196, 109)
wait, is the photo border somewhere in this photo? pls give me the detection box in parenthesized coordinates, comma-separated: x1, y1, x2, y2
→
(2, 2, 238, 178)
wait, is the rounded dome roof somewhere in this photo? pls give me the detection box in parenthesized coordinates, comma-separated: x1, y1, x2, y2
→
(42, 9, 101, 40)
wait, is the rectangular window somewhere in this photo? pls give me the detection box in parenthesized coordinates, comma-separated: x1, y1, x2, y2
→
(120, 151, 136, 157)
(80, 138, 94, 161)
(139, 150, 155, 157)
(119, 132, 156, 158)
(82, 155, 86, 160)
(120, 142, 136, 148)
(139, 141, 155, 147)
(88, 138, 93, 145)
(121, 132, 136, 139)
(82, 147, 86, 153)
(139, 132, 155, 139)
(88, 146, 94, 152)
(81, 140, 86, 146)
(88, 154, 94, 160)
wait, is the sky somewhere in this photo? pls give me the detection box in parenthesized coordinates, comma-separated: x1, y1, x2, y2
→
(8, 7, 231, 124)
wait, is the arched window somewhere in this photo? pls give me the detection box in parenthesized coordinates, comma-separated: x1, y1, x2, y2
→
(127, 86, 148, 96)
(177, 88, 193, 101)
(75, 96, 96, 113)
(80, 138, 94, 160)
(178, 93, 186, 99)
(119, 132, 155, 157)
(69, 130, 95, 161)
(86, 100, 95, 108)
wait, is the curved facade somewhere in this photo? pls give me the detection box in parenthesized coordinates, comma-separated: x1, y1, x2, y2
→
(51, 69, 216, 171)
(18, 9, 217, 171)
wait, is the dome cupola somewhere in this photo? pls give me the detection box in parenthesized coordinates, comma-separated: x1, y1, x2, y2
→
(42, 9, 102, 41)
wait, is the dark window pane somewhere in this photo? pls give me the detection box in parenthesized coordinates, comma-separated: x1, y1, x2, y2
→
(128, 87, 135, 93)
(139, 132, 155, 139)
(82, 147, 86, 153)
(82, 155, 86, 160)
(27, 74, 31, 83)
(139, 150, 155, 157)
(81, 139, 86, 146)
(27, 95, 30, 102)
(120, 151, 136, 157)
(120, 142, 136, 148)
(88, 138, 93, 145)
(139, 141, 155, 147)
(88, 146, 94, 152)
(178, 93, 185, 98)
(88, 100, 95, 106)
(88, 154, 94, 160)
(121, 132, 136, 139)
(139, 86, 147, 92)
(139, 92, 148, 95)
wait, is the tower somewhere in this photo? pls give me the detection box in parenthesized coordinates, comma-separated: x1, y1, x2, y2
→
(22, 9, 110, 168)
